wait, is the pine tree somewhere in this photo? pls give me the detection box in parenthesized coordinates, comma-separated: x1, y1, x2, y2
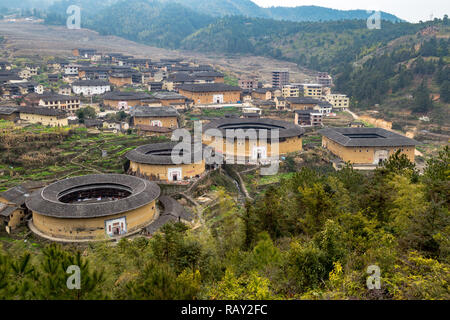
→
(413, 81, 433, 113)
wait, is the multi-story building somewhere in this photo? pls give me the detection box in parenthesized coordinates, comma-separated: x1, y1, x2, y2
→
(272, 69, 289, 89)
(239, 78, 258, 90)
(282, 85, 300, 98)
(286, 97, 322, 111)
(294, 110, 323, 127)
(300, 83, 323, 98)
(317, 72, 333, 87)
(19, 106, 68, 127)
(38, 94, 81, 113)
(325, 93, 350, 111)
(72, 80, 111, 96)
(64, 64, 80, 75)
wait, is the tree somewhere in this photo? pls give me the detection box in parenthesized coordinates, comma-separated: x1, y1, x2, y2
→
(440, 81, 450, 103)
(76, 106, 97, 123)
(412, 81, 433, 113)
(286, 241, 328, 291)
(208, 269, 275, 300)
(121, 261, 199, 300)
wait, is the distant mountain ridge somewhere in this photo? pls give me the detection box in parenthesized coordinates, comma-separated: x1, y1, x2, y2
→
(162, 0, 403, 22)
(38, 0, 421, 72)
(8, 0, 403, 22)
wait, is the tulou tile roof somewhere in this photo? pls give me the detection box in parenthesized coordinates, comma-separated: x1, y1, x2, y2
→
(25, 174, 160, 219)
(319, 127, 420, 147)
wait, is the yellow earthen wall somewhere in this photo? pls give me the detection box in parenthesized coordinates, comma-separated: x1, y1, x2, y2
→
(32, 200, 157, 240)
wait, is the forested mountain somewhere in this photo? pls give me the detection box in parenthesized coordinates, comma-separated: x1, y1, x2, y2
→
(41, 0, 420, 71)
(266, 5, 401, 22)
(5, 0, 403, 22)
(334, 20, 450, 126)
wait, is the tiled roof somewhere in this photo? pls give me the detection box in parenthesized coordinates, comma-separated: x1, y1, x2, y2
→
(0, 106, 19, 115)
(131, 106, 179, 118)
(25, 174, 160, 219)
(203, 118, 305, 139)
(179, 83, 241, 93)
(20, 106, 67, 117)
(126, 142, 204, 165)
(319, 128, 420, 147)
(0, 185, 30, 206)
(286, 97, 322, 104)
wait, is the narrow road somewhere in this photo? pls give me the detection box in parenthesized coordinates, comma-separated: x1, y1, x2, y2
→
(345, 109, 359, 120)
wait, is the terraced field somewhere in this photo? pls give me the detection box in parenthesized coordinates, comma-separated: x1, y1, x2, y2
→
(0, 125, 169, 192)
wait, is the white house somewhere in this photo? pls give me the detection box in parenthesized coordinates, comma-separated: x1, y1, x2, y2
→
(72, 80, 111, 96)
(314, 101, 333, 115)
(64, 64, 80, 75)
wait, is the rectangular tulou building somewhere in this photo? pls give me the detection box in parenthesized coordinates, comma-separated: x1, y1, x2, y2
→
(319, 127, 420, 165)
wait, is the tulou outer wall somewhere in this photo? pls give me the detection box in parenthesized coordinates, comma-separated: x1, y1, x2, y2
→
(31, 200, 157, 240)
(129, 161, 206, 182)
(322, 136, 416, 164)
(202, 135, 303, 159)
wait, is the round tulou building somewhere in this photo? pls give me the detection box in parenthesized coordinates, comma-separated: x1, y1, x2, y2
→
(126, 142, 207, 183)
(202, 118, 305, 164)
(26, 174, 160, 241)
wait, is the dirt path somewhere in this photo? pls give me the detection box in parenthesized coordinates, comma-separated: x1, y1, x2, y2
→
(345, 109, 359, 120)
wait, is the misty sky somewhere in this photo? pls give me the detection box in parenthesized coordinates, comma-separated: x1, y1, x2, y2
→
(252, 0, 450, 22)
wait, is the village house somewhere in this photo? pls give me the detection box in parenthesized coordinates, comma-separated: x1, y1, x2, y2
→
(286, 97, 322, 110)
(72, 80, 111, 96)
(251, 88, 272, 101)
(193, 71, 225, 83)
(18, 69, 33, 79)
(19, 106, 69, 127)
(48, 59, 69, 71)
(282, 85, 300, 98)
(130, 106, 179, 129)
(102, 120, 130, 133)
(252, 100, 276, 110)
(314, 101, 333, 115)
(0, 106, 19, 121)
(325, 93, 350, 111)
(319, 127, 420, 166)
(0, 60, 10, 70)
(275, 96, 288, 110)
(47, 74, 59, 83)
(109, 73, 133, 87)
(78, 66, 110, 81)
(58, 85, 72, 96)
(38, 94, 81, 113)
(178, 83, 242, 105)
(299, 83, 324, 98)
(295, 110, 323, 127)
(2, 81, 42, 96)
(65, 64, 80, 75)
(102, 91, 152, 110)
(0, 71, 22, 85)
(239, 78, 258, 90)
(0, 185, 31, 233)
(316, 72, 333, 87)
(152, 91, 188, 108)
